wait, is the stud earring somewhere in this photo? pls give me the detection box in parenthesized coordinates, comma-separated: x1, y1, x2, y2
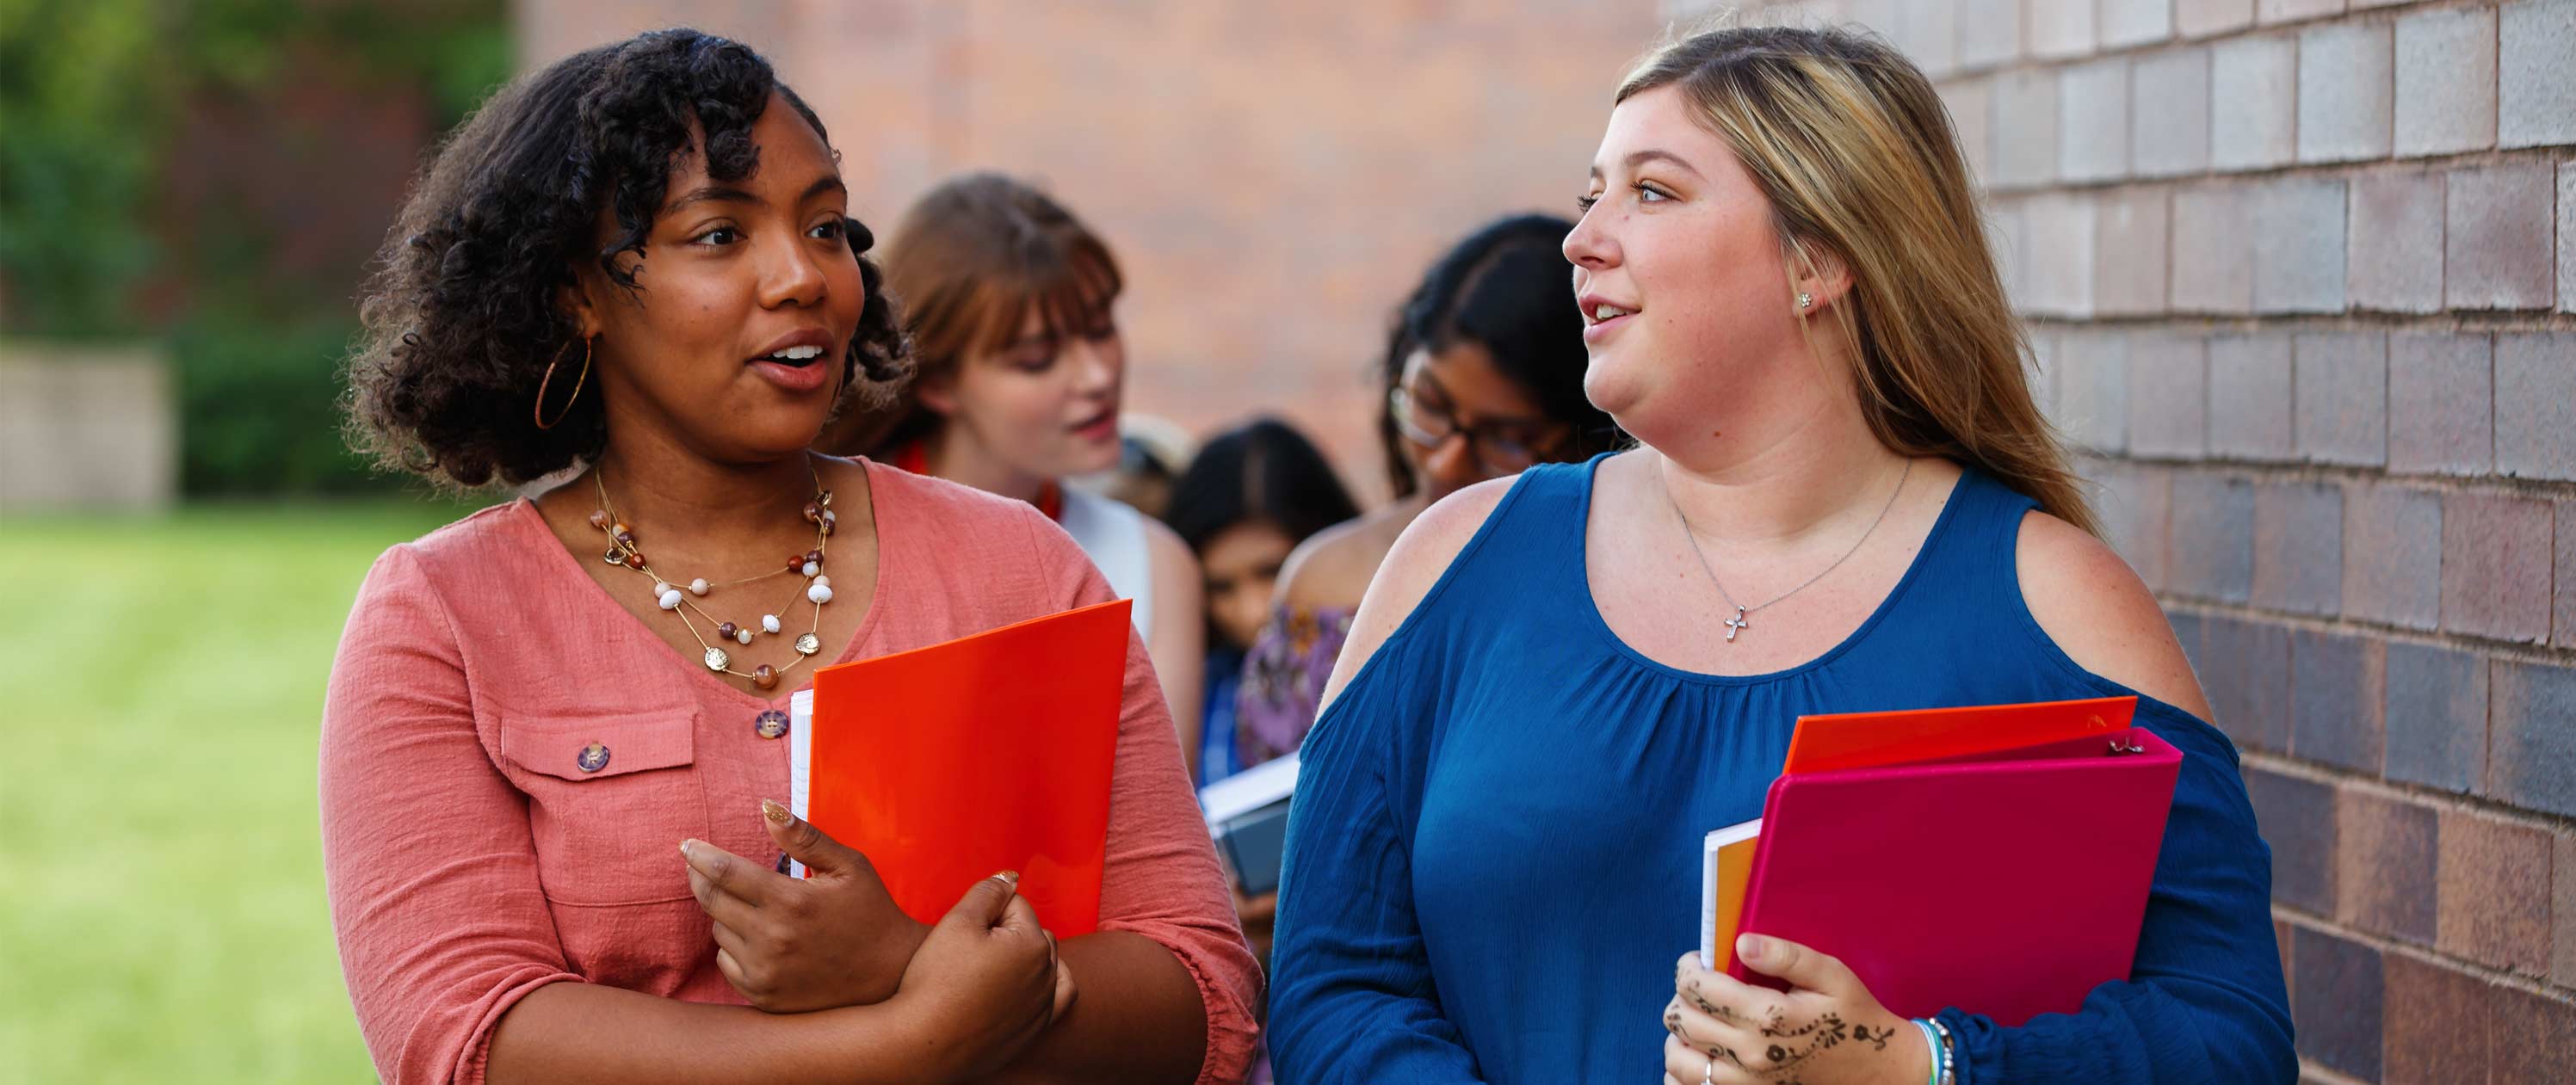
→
(1796, 292, 1813, 311)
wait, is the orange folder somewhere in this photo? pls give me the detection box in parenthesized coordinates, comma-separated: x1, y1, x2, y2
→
(1779, 695, 2137, 774)
(790, 599, 1131, 937)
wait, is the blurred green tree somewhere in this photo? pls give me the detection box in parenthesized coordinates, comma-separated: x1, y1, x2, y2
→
(0, 0, 510, 495)
(0, 0, 164, 336)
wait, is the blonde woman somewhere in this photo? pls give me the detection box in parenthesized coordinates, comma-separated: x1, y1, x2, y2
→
(1267, 25, 2292, 1085)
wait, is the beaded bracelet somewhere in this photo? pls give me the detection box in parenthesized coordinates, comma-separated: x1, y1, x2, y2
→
(1912, 1019, 1943, 1085)
(1930, 1017, 1957, 1085)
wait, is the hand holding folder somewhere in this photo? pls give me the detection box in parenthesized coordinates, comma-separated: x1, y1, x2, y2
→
(790, 599, 1133, 938)
(1702, 696, 2182, 1026)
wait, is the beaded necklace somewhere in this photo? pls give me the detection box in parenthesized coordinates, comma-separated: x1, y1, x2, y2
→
(590, 459, 842, 691)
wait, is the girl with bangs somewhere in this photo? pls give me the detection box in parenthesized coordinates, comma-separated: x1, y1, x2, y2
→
(1268, 23, 2293, 1085)
(818, 174, 1206, 753)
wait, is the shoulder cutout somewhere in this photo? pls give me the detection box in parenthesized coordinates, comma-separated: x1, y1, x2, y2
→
(1314, 477, 1517, 713)
(2014, 511, 2215, 724)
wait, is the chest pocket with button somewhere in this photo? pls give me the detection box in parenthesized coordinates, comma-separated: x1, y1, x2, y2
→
(497, 706, 707, 908)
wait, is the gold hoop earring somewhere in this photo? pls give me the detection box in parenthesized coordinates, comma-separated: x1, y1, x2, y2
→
(534, 336, 594, 430)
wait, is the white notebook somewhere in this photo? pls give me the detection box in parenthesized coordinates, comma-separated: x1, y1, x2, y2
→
(787, 688, 814, 878)
(1196, 752, 1300, 832)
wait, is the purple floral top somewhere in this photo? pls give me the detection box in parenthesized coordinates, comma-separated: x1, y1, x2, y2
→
(1232, 603, 1356, 769)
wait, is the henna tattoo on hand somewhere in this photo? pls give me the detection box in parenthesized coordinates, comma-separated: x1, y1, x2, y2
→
(1743, 1013, 1867, 1079)
(1757, 1009, 1824, 1040)
(1671, 983, 1900, 1082)
(1685, 988, 1744, 1024)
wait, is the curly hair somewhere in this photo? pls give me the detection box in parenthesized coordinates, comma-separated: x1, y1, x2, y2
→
(345, 28, 911, 490)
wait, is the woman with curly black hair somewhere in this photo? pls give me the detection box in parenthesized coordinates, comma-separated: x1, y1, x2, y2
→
(324, 28, 1256, 1085)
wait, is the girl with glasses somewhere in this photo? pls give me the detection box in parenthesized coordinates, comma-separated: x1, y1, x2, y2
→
(1237, 214, 1616, 777)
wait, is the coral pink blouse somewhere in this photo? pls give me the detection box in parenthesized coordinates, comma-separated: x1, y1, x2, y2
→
(320, 461, 1258, 1085)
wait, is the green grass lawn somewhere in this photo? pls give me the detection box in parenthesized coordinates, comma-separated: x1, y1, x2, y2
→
(0, 499, 482, 1084)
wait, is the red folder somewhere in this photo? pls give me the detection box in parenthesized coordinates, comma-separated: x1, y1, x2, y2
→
(794, 599, 1130, 937)
(1725, 712, 2182, 1026)
(1781, 696, 2138, 774)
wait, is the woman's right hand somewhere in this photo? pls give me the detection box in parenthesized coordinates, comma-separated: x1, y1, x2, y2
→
(888, 871, 1078, 1082)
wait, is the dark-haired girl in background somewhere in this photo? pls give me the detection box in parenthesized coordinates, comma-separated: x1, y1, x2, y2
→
(1160, 417, 1353, 1085)
(1162, 418, 1360, 786)
(323, 30, 1254, 1084)
(1241, 214, 1616, 769)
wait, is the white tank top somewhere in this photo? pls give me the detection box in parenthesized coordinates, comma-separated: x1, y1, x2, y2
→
(1056, 487, 1154, 640)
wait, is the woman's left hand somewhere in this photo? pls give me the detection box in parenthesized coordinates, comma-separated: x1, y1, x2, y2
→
(1659, 935, 1926, 1085)
(680, 799, 931, 1013)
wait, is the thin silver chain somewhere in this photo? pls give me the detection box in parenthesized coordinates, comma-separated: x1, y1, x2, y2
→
(1662, 456, 1912, 641)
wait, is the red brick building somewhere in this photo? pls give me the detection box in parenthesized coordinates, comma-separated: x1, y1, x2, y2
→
(1690, 1, 2576, 1081)
(517, 0, 1668, 500)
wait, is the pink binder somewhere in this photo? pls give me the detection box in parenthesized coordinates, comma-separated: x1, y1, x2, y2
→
(1724, 727, 2184, 1026)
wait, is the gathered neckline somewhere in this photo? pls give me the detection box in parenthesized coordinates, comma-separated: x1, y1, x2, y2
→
(1565, 453, 1972, 688)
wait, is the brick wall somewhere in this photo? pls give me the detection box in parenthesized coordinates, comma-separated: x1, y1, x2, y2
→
(516, 0, 1668, 502)
(1679, 1, 2576, 1081)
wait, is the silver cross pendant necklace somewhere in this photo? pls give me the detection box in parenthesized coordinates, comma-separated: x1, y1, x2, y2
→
(1662, 456, 1913, 644)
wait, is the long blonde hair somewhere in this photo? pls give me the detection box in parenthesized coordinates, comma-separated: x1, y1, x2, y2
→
(1618, 22, 2096, 535)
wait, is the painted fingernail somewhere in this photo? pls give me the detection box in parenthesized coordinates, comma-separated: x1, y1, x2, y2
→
(761, 798, 792, 824)
(994, 870, 1021, 890)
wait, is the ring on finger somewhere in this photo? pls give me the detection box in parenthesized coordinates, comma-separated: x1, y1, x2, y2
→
(1703, 1052, 1716, 1084)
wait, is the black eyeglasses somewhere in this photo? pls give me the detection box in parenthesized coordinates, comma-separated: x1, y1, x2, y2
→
(1388, 384, 1568, 474)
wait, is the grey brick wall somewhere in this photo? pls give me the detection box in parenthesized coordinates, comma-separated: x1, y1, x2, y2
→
(1680, 2, 2574, 1080)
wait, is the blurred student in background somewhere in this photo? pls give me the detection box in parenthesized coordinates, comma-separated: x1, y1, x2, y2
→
(1084, 416, 1195, 521)
(1163, 416, 1356, 993)
(1240, 213, 1616, 768)
(1162, 417, 1359, 786)
(816, 174, 1204, 744)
